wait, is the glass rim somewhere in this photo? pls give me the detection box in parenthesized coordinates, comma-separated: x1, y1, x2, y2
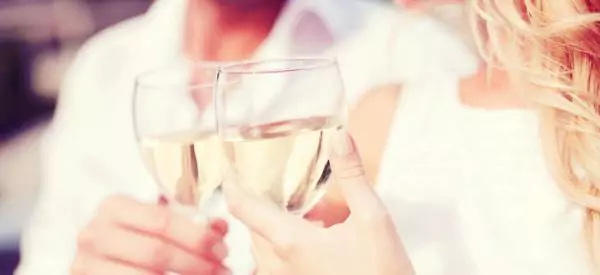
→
(135, 61, 224, 90)
(217, 57, 337, 75)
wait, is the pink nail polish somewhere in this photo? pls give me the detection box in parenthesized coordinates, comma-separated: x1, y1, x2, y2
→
(157, 195, 169, 206)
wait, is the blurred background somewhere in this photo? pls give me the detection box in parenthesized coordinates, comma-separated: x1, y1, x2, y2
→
(0, 0, 152, 273)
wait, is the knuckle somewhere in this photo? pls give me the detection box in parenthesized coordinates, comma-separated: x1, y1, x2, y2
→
(148, 206, 172, 236)
(183, 259, 216, 274)
(356, 209, 392, 226)
(98, 195, 126, 212)
(227, 195, 244, 212)
(272, 234, 297, 256)
(147, 241, 172, 270)
(226, 197, 244, 215)
(76, 227, 97, 251)
(95, 195, 131, 222)
(336, 161, 365, 180)
(193, 230, 216, 254)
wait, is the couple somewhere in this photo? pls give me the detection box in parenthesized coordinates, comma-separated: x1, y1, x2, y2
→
(18, 0, 600, 274)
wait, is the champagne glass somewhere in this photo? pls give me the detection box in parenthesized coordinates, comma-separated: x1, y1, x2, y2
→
(214, 58, 346, 215)
(133, 62, 225, 217)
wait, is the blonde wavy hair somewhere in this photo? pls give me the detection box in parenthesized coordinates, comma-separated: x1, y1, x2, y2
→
(468, 0, 600, 267)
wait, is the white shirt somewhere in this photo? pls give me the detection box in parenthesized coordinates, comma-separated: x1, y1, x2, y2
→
(17, 1, 477, 274)
(376, 19, 595, 274)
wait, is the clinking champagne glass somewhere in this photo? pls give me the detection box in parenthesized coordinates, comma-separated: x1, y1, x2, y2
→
(214, 58, 346, 215)
(133, 62, 225, 220)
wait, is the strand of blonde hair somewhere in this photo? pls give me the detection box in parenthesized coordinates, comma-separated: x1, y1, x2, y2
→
(469, 0, 600, 268)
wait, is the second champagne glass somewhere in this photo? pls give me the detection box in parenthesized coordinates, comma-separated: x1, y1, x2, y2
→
(215, 58, 346, 215)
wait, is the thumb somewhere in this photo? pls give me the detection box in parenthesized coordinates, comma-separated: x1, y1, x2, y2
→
(329, 131, 387, 219)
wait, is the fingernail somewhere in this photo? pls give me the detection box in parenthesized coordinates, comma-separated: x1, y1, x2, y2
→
(157, 195, 169, 206)
(212, 243, 228, 260)
(331, 130, 355, 157)
(209, 218, 229, 235)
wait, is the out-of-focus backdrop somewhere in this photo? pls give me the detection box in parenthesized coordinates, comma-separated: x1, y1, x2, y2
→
(0, 0, 152, 273)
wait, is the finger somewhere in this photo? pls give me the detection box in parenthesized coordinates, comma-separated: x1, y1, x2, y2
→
(96, 196, 227, 256)
(71, 253, 160, 275)
(156, 196, 228, 235)
(78, 225, 228, 274)
(157, 195, 169, 205)
(250, 233, 286, 274)
(209, 217, 229, 236)
(330, 132, 388, 220)
(222, 172, 309, 247)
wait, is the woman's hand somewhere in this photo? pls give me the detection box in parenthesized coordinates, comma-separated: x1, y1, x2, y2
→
(224, 133, 414, 275)
(71, 195, 231, 275)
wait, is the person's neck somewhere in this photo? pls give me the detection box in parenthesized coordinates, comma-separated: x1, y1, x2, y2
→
(184, 0, 288, 61)
(459, 64, 529, 110)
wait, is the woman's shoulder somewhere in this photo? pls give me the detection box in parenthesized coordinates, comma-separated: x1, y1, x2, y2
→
(347, 74, 461, 183)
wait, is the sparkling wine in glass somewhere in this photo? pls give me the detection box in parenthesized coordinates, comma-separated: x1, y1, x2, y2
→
(133, 62, 225, 215)
(215, 58, 346, 215)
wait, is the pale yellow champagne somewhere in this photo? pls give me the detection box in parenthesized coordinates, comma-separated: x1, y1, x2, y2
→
(222, 116, 343, 214)
(139, 131, 225, 209)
